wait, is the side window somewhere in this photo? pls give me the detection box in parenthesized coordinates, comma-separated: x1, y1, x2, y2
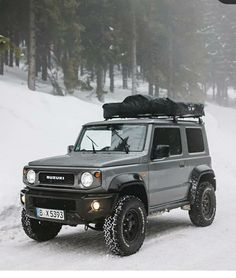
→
(186, 128, 204, 153)
(153, 128, 182, 156)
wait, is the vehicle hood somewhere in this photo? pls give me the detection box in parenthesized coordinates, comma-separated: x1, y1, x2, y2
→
(28, 152, 147, 168)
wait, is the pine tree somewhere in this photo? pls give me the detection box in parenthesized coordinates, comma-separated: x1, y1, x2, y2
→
(28, 0, 36, 91)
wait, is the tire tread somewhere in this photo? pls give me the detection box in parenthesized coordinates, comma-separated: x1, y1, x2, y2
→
(189, 181, 216, 227)
(104, 195, 146, 256)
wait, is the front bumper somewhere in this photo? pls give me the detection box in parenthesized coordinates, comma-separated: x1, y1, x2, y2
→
(20, 188, 118, 225)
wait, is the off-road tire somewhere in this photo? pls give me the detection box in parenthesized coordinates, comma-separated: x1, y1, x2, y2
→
(21, 208, 62, 241)
(104, 195, 147, 256)
(189, 181, 216, 227)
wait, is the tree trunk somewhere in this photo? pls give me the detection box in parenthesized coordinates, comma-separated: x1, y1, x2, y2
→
(167, 24, 174, 99)
(62, 55, 78, 94)
(90, 67, 95, 82)
(154, 76, 159, 97)
(96, 65, 105, 102)
(0, 54, 4, 75)
(41, 45, 48, 81)
(212, 83, 216, 100)
(202, 83, 207, 96)
(128, 67, 131, 78)
(130, 0, 137, 95)
(47, 49, 51, 70)
(216, 82, 222, 104)
(4, 50, 8, 66)
(35, 51, 40, 77)
(122, 63, 128, 89)
(224, 86, 228, 106)
(15, 32, 20, 67)
(28, 0, 36, 91)
(148, 82, 154, 96)
(109, 64, 114, 93)
(103, 68, 106, 86)
(140, 66, 145, 81)
(9, 46, 14, 67)
(155, 83, 159, 97)
(48, 72, 64, 96)
(80, 64, 84, 76)
(9, 33, 14, 67)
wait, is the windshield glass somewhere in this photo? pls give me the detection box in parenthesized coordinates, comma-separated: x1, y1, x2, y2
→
(75, 124, 147, 153)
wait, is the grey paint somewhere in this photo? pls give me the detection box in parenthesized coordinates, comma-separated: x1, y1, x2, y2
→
(29, 152, 147, 168)
(24, 118, 215, 214)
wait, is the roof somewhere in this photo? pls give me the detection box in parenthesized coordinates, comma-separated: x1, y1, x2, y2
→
(84, 118, 203, 127)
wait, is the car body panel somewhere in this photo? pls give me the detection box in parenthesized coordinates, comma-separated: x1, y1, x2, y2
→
(29, 152, 147, 168)
(21, 118, 215, 224)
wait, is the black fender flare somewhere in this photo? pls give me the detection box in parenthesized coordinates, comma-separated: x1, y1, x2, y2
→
(108, 173, 145, 191)
(108, 173, 149, 212)
(189, 165, 216, 204)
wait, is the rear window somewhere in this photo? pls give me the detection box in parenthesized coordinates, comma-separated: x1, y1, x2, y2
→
(186, 128, 204, 153)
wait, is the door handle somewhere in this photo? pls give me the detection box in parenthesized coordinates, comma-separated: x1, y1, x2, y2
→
(179, 162, 185, 168)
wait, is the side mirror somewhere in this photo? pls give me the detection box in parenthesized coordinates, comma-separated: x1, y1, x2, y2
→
(67, 145, 74, 153)
(152, 145, 170, 160)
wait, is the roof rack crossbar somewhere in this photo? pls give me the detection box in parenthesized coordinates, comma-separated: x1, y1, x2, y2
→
(105, 114, 203, 123)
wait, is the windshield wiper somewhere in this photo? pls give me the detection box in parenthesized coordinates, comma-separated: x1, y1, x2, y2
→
(112, 129, 130, 154)
(86, 135, 98, 154)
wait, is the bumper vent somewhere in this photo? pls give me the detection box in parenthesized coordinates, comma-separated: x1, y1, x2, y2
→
(32, 197, 76, 210)
(38, 173, 75, 186)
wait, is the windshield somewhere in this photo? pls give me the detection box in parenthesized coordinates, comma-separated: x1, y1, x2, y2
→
(75, 124, 147, 153)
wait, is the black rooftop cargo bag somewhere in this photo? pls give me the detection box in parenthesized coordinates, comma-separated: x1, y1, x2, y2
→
(103, 94, 204, 120)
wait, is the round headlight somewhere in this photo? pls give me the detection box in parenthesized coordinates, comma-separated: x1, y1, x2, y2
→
(81, 172, 93, 188)
(27, 170, 36, 184)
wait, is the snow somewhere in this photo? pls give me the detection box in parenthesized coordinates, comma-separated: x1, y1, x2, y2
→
(0, 69, 236, 270)
(0, 69, 102, 208)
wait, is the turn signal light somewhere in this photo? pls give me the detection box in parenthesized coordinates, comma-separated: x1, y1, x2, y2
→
(94, 171, 101, 178)
(23, 168, 27, 176)
(21, 195, 25, 204)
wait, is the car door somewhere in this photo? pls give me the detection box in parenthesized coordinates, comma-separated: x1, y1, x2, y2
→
(148, 126, 189, 208)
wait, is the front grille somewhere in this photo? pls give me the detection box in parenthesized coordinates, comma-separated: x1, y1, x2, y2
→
(38, 172, 74, 186)
(32, 197, 76, 211)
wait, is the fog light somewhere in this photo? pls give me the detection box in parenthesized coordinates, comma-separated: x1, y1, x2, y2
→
(21, 195, 25, 204)
(91, 200, 100, 211)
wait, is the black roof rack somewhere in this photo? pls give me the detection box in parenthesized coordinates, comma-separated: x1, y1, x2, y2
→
(103, 95, 204, 123)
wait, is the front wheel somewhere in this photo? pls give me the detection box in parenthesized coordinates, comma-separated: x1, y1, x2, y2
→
(189, 182, 216, 227)
(21, 209, 62, 241)
(104, 196, 147, 256)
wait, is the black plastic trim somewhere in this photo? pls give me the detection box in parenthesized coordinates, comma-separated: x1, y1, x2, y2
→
(189, 165, 216, 204)
(21, 188, 118, 225)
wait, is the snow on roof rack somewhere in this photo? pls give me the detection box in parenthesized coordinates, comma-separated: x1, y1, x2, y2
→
(102, 95, 205, 122)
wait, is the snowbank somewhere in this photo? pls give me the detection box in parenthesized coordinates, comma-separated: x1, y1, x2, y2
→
(0, 71, 102, 209)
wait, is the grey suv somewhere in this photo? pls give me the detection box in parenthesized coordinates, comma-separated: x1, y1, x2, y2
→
(20, 97, 216, 256)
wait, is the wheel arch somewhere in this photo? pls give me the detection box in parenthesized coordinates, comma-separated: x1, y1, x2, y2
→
(189, 165, 216, 204)
(108, 173, 149, 214)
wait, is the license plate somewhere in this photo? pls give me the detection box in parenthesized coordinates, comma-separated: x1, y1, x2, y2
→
(36, 207, 65, 220)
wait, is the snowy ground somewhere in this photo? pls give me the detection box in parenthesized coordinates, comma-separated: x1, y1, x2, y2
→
(0, 69, 236, 270)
